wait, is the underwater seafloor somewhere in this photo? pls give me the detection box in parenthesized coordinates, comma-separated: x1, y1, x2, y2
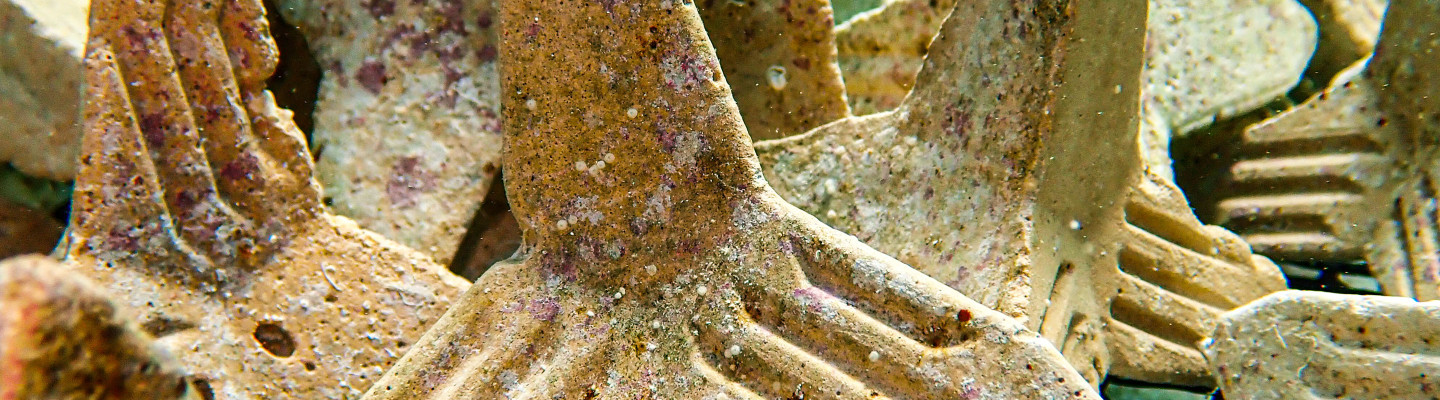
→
(1, 0, 1436, 398)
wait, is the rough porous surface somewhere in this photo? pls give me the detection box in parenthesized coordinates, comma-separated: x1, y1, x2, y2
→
(277, 0, 504, 264)
(758, 0, 1286, 386)
(361, 1, 1098, 398)
(1204, 290, 1440, 399)
(0, 255, 195, 400)
(832, 0, 954, 115)
(697, 0, 850, 141)
(65, 0, 469, 397)
(1214, 0, 1439, 300)
(1144, 0, 1317, 136)
(0, 0, 87, 180)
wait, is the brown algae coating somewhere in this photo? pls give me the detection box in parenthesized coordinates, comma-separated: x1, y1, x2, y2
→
(0, 255, 195, 400)
(64, 0, 468, 398)
(697, 0, 851, 140)
(362, 0, 1097, 399)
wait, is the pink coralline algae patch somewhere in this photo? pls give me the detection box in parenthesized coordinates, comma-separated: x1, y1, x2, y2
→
(386, 157, 436, 208)
(355, 60, 388, 95)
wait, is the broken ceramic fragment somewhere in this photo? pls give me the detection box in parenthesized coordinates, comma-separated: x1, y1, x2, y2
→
(832, 0, 954, 115)
(62, 0, 468, 397)
(696, 0, 851, 141)
(0, 0, 87, 180)
(277, 0, 505, 265)
(1204, 290, 1440, 399)
(1213, 0, 1439, 300)
(361, 1, 1097, 398)
(758, 0, 1286, 386)
(0, 255, 195, 400)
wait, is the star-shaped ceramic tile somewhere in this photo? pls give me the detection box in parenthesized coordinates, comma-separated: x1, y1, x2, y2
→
(756, 0, 1287, 387)
(696, 0, 851, 140)
(276, 0, 506, 265)
(359, 0, 1098, 398)
(1212, 0, 1439, 300)
(61, 0, 468, 397)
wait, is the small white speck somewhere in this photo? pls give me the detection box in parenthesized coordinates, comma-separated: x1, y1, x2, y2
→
(574, 161, 587, 171)
(766, 66, 787, 90)
(557, 219, 569, 230)
(1069, 219, 1082, 230)
(868, 351, 880, 362)
(725, 344, 741, 357)
(646, 342, 658, 351)
(1114, 84, 1123, 94)
(626, 107, 639, 118)
(586, 310, 595, 317)
(604, 152, 616, 163)
(825, 209, 838, 219)
(525, 99, 537, 110)
(696, 285, 708, 295)
(645, 264, 657, 275)
(651, 320, 661, 329)
(614, 288, 625, 299)
(593, 160, 607, 170)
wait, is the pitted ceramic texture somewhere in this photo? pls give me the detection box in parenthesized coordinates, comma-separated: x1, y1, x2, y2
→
(758, 0, 1286, 386)
(1214, 0, 1439, 300)
(832, 0, 955, 115)
(1144, 0, 1317, 136)
(0, 0, 87, 180)
(360, 1, 1097, 399)
(278, 0, 504, 264)
(696, 0, 851, 141)
(64, 0, 468, 398)
(1204, 290, 1440, 399)
(1, 255, 196, 400)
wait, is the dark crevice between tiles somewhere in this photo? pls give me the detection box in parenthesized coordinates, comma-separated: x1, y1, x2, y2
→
(262, 0, 321, 145)
(448, 170, 522, 281)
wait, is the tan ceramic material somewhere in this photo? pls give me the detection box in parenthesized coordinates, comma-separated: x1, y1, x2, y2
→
(0, 0, 87, 180)
(1204, 290, 1440, 399)
(831, 0, 954, 115)
(278, 0, 505, 265)
(697, 0, 851, 141)
(361, 0, 1098, 398)
(0, 255, 195, 400)
(1297, 0, 1386, 83)
(758, 0, 1286, 387)
(1214, 0, 1439, 300)
(61, 0, 468, 397)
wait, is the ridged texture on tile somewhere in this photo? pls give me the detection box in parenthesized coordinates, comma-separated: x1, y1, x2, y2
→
(760, 0, 1287, 386)
(66, 0, 468, 397)
(360, 1, 1096, 398)
(1214, 0, 1439, 300)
